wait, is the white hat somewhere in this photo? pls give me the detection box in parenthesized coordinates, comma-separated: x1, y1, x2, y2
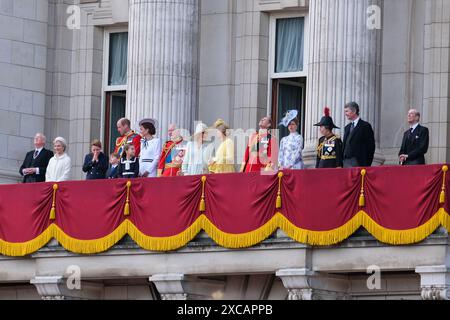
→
(194, 123, 208, 135)
(139, 118, 158, 129)
(53, 136, 67, 147)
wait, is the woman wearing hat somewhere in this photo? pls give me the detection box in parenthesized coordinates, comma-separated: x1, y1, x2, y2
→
(208, 119, 235, 174)
(139, 118, 161, 178)
(315, 107, 343, 168)
(181, 123, 213, 176)
(45, 137, 71, 182)
(278, 110, 304, 170)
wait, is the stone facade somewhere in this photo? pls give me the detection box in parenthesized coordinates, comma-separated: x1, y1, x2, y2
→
(1, 0, 450, 300)
(0, 0, 449, 182)
(1, 230, 449, 300)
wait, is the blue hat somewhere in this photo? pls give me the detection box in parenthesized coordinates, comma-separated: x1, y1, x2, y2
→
(279, 110, 299, 127)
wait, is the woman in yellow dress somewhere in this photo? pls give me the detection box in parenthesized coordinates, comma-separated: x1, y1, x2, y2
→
(208, 119, 236, 174)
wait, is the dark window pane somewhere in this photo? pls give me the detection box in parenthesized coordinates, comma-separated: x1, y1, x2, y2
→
(108, 32, 128, 86)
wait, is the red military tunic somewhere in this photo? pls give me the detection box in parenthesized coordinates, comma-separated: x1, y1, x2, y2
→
(157, 139, 185, 177)
(114, 131, 141, 158)
(241, 131, 275, 172)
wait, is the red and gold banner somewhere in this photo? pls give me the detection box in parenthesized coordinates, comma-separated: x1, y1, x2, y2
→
(0, 164, 449, 257)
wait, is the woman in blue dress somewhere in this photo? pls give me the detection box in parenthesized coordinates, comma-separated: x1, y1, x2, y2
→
(278, 110, 304, 170)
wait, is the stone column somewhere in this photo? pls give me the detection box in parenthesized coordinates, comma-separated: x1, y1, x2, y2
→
(303, 0, 384, 165)
(421, 0, 450, 163)
(276, 269, 350, 300)
(126, 0, 200, 138)
(416, 266, 450, 300)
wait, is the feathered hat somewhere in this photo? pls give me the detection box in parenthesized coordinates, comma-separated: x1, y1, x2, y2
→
(279, 110, 299, 127)
(314, 107, 339, 129)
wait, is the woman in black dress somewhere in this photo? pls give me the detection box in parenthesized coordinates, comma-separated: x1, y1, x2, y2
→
(314, 107, 343, 169)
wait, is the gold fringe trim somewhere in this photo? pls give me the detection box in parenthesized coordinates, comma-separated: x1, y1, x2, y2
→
(53, 222, 128, 254)
(202, 215, 279, 249)
(0, 227, 54, 257)
(128, 218, 203, 252)
(2, 210, 450, 256)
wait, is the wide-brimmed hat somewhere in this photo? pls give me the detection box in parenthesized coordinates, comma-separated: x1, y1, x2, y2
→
(314, 107, 339, 129)
(279, 110, 298, 127)
(139, 118, 158, 129)
(194, 123, 208, 135)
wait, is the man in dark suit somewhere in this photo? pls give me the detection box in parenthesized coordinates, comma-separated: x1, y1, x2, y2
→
(399, 109, 429, 165)
(342, 102, 376, 168)
(19, 133, 54, 183)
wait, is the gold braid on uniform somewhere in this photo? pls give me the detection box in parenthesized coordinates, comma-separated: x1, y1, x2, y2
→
(317, 138, 325, 159)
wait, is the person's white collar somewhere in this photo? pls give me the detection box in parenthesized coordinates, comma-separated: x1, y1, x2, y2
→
(352, 117, 360, 127)
(54, 153, 67, 159)
(35, 147, 43, 152)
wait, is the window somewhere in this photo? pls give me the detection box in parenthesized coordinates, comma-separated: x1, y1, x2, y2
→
(108, 32, 128, 86)
(268, 14, 308, 139)
(275, 17, 304, 73)
(102, 29, 128, 155)
(104, 91, 126, 155)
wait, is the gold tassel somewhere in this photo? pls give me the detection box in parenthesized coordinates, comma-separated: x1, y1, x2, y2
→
(359, 169, 367, 208)
(440, 165, 448, 205)
(199, 176, 207, 212)
(124, 181, 132, 216)
(359, 194, 366, 207)
(50, 184, 58, 220)
(276, 172, 284, 209)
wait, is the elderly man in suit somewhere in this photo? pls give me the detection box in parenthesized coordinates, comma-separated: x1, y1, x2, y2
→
(342, 102, 376, 168)
(19, 133, 54, 183)
(399, 109, 429, 165)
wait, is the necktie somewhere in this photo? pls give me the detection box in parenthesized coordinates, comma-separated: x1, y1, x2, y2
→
(350, 122, 355, 133)
(33, 150, 39, 159)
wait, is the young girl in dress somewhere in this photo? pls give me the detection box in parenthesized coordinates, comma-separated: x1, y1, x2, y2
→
(117, 144, 140, 179)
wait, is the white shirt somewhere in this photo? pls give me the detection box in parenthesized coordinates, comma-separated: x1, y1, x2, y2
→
(45, 153, 71, 182)
(410, 122, 419, 132)
(22, 147, 44, 175)
(139, 137, 162, 177)
(352, 117, 360, 128)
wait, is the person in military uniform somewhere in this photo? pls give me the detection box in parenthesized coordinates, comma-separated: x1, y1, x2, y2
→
(315, 107, 344, 169)
(157, 124, 187, 177)
(240, 116, 275, 173)
(114, 118, 141, 158)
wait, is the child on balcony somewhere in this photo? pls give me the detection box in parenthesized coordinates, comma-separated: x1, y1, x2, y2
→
(117, 144, 140, 179)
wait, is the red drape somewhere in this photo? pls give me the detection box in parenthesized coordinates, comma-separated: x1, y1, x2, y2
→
(0, 164, 449, 256)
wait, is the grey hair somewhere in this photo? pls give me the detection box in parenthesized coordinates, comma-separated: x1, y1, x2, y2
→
(409, 109, 421, 119)
(53, 137, 67, 151)
(344, 102, 360, 116)
(35, 133, 46, 143)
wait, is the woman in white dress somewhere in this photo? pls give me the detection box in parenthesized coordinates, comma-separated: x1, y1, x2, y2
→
(278, 110, 304, 170)
(45, 137, 71, 182)
(181, 123, 213, 176)
(138, 118, 161, 178)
